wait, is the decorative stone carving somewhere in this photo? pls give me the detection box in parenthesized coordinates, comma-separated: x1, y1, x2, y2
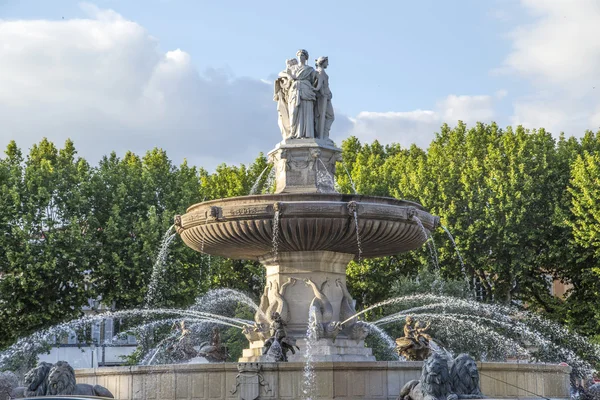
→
(335, 278, 370, 342)
(208, 206, 222, 221)
(450, 354, 485, 399)
(262, 312, 300, 362)
(173, 214, 182, 229)
(272, 201, 283, 214)
(398, 353, 485, 400)
(242, 324, 270, 343)
(230, 363, 271, 400)
(166, 320, 198, 362)
(399, 352, 458, 400)
(395, 316, 433, 361)
(255, 283, 270, 326)
(8, 361, 113, 398)
(0, 371, 19, 400)
(22, 361, 53, 397)
(304, 277, 342, 339)
(46, 361, 114, 398)
(347, 201, 358, 216)
(197, 326, 228, 362)
(265, 278, 295, 324)
(407, 206, 418, 220)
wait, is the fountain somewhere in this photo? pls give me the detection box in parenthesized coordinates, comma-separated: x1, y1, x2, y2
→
(174, 54, 438, 361)
(0, 49, 577, 400)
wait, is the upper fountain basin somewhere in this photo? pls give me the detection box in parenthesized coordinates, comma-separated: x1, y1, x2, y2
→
(175, 193, 439, 260)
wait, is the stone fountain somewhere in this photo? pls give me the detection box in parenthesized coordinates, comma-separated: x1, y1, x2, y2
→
(56, 49, 572, 400)
(174, 48, 438, 363)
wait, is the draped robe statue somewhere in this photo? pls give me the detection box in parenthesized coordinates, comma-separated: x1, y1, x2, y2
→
(274, 49, 318, 139)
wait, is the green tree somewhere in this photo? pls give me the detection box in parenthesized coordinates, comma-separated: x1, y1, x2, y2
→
(0, 139, 93, 347)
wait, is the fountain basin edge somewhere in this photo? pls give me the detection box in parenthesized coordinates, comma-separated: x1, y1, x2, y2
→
(175, 193, 440, 260)
(75, 361, 571, 400)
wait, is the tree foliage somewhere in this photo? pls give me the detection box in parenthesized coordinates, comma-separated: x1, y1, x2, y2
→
(1, 123, 600, 350)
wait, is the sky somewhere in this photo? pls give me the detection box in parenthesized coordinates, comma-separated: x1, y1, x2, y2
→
(1, 0, 599, 169)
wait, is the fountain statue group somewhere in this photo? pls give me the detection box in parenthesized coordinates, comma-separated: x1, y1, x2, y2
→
(396, 315, 435, 361)
(274, 49, 334, 141)
(167, 321, 228, 363)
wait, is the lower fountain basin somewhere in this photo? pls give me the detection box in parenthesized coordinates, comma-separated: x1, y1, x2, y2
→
(175, 193, 439, 260)
(75, 361, 571, 400)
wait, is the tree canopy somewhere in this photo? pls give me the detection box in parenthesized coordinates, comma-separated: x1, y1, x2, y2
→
(1, 122, 599, 350)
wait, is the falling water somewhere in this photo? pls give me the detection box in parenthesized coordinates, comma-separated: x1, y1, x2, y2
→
(441, 225, 465, 272)
(0, 307, 249, 369)
(263, 166, 276, 194)
(337, 293, 600, 378)
(249, 165, 272, 195)
(272, 209, 280, 259)
(412, 216, 439, 270)
(352, 210, 363, 262)
(316, 158, 336, 193)
(190, 288, 264, 319)
(302, 307, 319, 400)
(441, 225, 474, 297)
(145, 225, 177, 307)
(343, 163, 357, 194)
(364, 322, 399, 360)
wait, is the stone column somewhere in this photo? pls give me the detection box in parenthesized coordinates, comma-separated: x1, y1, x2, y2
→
(239, 251, 376, 362)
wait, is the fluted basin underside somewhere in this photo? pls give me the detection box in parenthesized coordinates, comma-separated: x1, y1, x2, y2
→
(176, 193, 439, 260)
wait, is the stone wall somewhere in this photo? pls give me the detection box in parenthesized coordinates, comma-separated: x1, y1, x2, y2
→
(75, 361, 571, 400)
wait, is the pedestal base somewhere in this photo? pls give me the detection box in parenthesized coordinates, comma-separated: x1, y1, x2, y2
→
(239, 338, 376, 362)
(268, 138, 341, 194)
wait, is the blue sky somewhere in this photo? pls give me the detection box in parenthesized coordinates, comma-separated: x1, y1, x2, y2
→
(0, 0, 598, 168)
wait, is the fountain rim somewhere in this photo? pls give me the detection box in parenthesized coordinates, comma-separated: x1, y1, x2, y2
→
(185, 192, 427, 214)
(176, 192, 439, 260)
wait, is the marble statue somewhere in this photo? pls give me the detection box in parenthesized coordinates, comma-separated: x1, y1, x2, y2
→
(274, 58, 297, 139)
(314, 56, 334, 139)
(274, 49, 322, 140)
(395, 316, 433, 361)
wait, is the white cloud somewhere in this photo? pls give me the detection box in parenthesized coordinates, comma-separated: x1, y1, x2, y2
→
(0, 4, 279, 169)
(0, 3, 502, 168)
(337, 95, 497, 149)
(501, 0, 600, 134)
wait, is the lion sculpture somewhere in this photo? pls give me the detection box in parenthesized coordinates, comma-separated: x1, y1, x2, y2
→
(399, 352, 458, 400)
(46, 361, 114, 398)
(450, 354, 485, 399)
(20, 361, 53, 397)
(0, 371, 19, 400)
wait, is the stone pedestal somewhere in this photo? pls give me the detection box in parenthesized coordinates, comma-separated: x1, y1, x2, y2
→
(240, 251, 376, 362)
(268, 138, 342, 194)
(240, 338, 375, 362)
